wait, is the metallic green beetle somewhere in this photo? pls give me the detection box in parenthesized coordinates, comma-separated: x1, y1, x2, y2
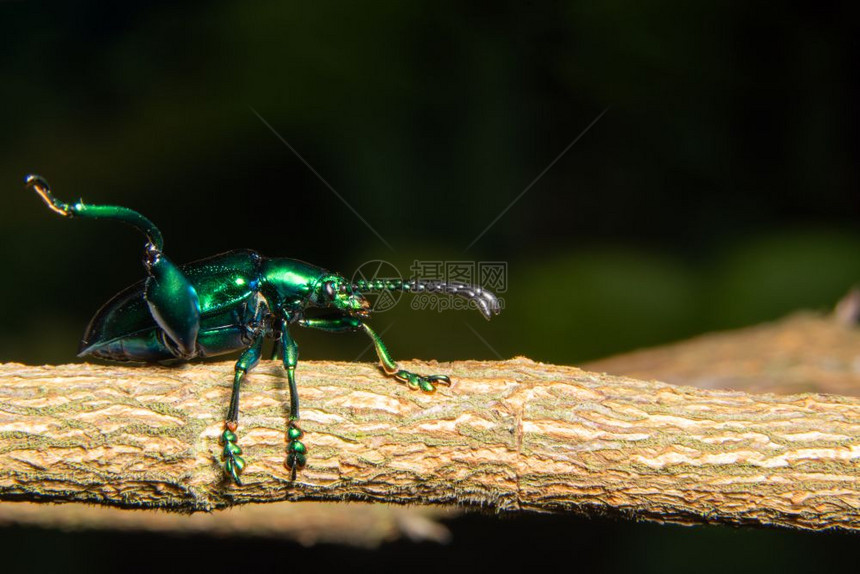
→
(25, 175, 501, 485)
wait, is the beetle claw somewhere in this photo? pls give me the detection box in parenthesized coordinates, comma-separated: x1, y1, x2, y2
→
(428, 374, 451, 386)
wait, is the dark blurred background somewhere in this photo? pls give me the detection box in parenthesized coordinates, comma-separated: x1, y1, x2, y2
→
(1, 1, 857, 572)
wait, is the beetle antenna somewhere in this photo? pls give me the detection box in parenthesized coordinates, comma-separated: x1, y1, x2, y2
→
(352, 278, 501, 320)
(25, 174, 165, 251)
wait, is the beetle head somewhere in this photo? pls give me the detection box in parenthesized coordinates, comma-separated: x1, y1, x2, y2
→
(318, 275, 371, 319)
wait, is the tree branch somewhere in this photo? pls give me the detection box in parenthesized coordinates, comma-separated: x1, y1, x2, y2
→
(0, 500, 454, 547)
(1, 358, 859, 531)
(585, 311, 860, 397)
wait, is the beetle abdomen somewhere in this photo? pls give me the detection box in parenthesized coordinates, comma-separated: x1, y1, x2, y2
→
(80, 250, 264, 361)
(79, 280, 154, 358)
(82, 328, 174, 362)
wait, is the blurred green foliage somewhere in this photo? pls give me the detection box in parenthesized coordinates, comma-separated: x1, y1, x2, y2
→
(0, 1, 857, 571)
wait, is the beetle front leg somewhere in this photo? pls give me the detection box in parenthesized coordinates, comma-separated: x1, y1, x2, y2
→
(279, 320, 307, 480)
(298, 316, 451, 393)
(221, 332, 264, 486)
(360, 323, 451, 392)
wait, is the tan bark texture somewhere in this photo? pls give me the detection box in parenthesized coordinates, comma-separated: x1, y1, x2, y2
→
(1, 357, 859, 531)
(585, 312, 860, 397)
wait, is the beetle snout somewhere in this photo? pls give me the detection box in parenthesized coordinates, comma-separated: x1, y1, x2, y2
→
(350, 295, 371, 318)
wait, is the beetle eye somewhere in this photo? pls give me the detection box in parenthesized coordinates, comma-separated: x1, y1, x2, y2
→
(323, 281, 337, 299)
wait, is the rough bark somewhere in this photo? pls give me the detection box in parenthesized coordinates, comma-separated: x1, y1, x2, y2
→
(585, 311, 860, 397)
(1, 358, 859, 531)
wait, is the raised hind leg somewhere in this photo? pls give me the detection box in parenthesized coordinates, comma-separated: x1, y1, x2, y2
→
(25, 175, 201, 359)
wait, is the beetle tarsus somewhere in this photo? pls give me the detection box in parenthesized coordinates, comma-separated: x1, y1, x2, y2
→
(285, 421, 307, 480)
(221, 427, 245, 486)
(25, 174, 73, 217)
(393, 369, 451, 392)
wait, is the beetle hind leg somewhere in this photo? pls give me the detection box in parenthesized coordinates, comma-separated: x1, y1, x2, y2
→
(25, 175, 202, 360)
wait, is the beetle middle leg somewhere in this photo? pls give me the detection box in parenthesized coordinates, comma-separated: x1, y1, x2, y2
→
(220, 332, 264, 485)
(299, 315, 451, 393)
(279, 319, 307, 480)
